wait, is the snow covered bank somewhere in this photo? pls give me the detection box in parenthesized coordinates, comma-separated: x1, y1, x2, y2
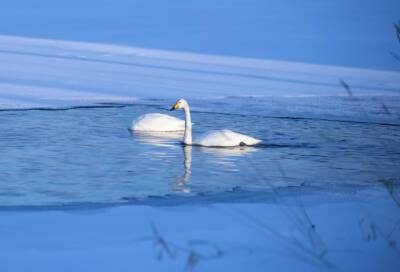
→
(1, 185, 399, 272)
(0, 35, 399, 111)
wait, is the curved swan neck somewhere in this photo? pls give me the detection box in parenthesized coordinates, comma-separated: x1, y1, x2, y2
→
(182, 103, 192, 145)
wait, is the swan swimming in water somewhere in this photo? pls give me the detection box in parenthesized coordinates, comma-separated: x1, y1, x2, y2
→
(170, 99, 261, 147)
(131, 113, 185, 132)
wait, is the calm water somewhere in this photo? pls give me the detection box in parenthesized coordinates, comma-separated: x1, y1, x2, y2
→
(0, 99, 399, 206)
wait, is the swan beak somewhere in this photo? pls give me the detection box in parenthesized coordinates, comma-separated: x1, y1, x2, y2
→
(170, 103, 179, 111)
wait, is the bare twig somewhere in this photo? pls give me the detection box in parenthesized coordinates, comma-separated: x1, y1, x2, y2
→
(237, 156, 333, 268)
(151, 222, 177, 260)
(394, 21, 400, 45)
(339, 79, 353, 97)
(389, 51, 400, 63)
(338, 80, 400, 256)
(383, 180, 400, 208)
(148, 223, 224, 271)
(391, 21, 400, 62)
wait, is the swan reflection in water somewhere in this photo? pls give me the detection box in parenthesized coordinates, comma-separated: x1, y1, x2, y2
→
(130, 130, 192, 192)
(173, 145, 257, 192)
(131, 130, 183, 147)
(173, 145, 192, 193)
(199, 146, 257, 157)
(131, 130, 258, 193)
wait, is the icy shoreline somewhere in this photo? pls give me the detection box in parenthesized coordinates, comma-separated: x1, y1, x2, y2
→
(1, 35, 399, 110)
(1, 184, 399, 272)
(0, 183, 381, 211)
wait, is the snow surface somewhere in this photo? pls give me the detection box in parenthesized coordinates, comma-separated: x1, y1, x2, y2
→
(0, 35, 399, 110)
(1, 187, 399, 272)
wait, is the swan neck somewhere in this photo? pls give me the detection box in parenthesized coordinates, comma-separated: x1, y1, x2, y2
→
(183, 104, 192, 145)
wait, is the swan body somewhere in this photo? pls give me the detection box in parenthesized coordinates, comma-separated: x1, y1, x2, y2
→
(194, 129, 261, 147)
(170, 99, 261, 147)
(131, 113, 185, 132)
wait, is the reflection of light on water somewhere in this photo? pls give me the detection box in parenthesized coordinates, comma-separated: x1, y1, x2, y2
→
(200, 146, 258, 169)
(131, 130, 260, 192)
(200, 146, 257, 157)
(130, 130, 192, 193)
(141, 151, 176, 160)
(131, 130, 183, 147)
(173, 146, 258, 192)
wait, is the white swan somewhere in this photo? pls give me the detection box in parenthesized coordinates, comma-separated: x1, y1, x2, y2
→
(170, 99, 261, 147)
(131, 113, 185, 132)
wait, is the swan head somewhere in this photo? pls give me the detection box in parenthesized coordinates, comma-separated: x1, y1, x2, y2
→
(170, 99, 188, 111)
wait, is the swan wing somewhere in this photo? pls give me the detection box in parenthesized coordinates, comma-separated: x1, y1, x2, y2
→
(194, 129, 261, 147)
(131, 113, 185, 131)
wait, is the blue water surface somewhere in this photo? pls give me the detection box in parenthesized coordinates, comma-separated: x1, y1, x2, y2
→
(1, 98, 399, 206)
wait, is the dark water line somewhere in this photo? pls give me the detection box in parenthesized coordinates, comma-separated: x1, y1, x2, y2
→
(0, 104, 129, 112)
(0, 184, 380, 212)
(1, 101, 400, 128)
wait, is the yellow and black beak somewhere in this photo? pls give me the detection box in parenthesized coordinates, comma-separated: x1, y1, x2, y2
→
(170, 102, 179, 111)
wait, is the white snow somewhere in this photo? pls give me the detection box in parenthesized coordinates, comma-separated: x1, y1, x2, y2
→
(1, 35, 399, 110)
(1, 188, 399, 272)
